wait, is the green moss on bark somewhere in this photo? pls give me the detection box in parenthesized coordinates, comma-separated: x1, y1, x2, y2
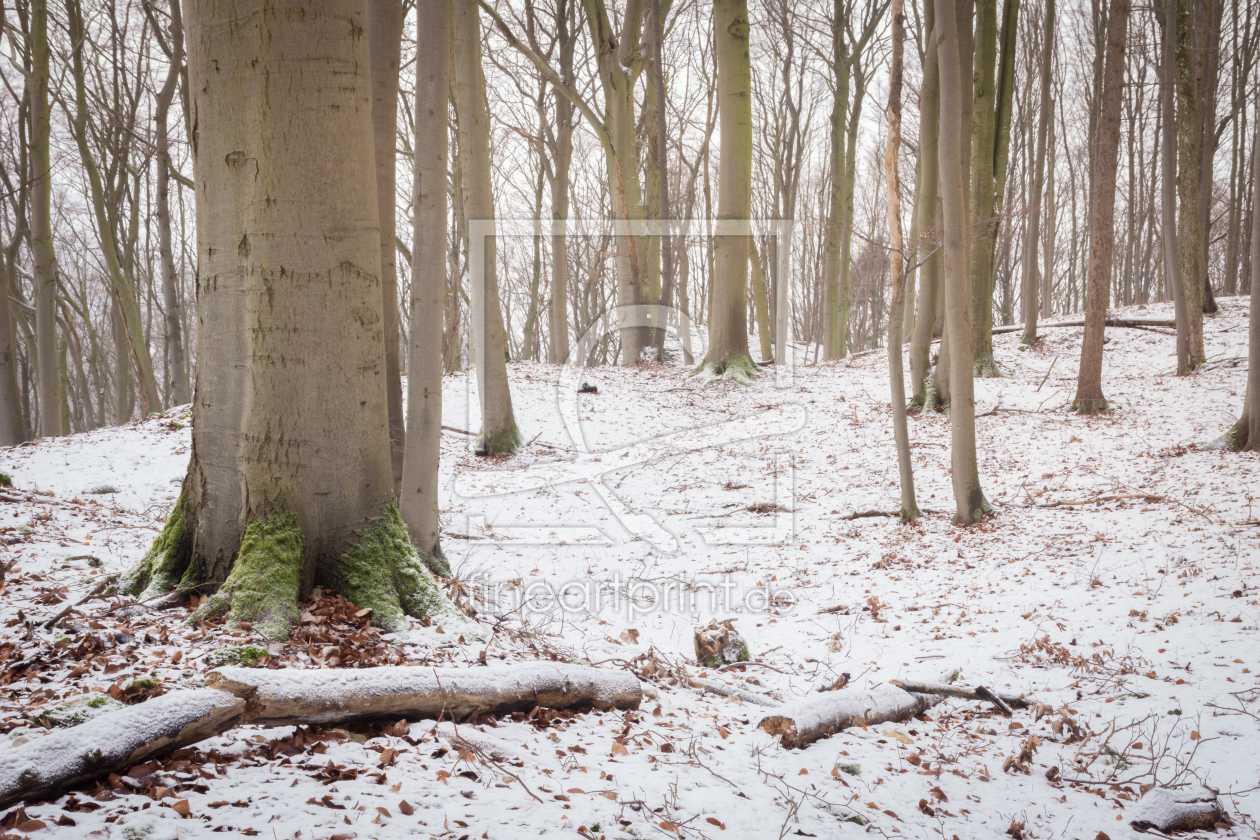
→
(693, 354, 758, 385)
(200, 512, 302, 641)
(120, 493, 191, 598)
(338, 503, 452, 633)
(476, 424, 521, 456)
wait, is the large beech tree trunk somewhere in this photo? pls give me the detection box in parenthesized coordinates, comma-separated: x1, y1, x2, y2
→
(368, 0, 406, 492)
(454, 0, 520, 454)
(122, 0, 450, 640)
(1073, 0, 1129, 413)
(400, 0, 450, 568)
(936, 0, 989, 525)
(701, 0, 753, 379)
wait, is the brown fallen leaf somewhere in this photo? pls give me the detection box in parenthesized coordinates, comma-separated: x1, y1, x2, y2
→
(611, 742, 629, 756)
(171, 799, 191, 817)
(706, 816, 726, 829)
(919, 799, 935, 817)
(398, 800, 414, 816)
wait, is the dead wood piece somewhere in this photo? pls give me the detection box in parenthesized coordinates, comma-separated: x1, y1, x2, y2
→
(206, 662, 642, 726)
(817, 673, 851, 692)
(889, 679, 1029, 709)
(0, 689, 244, 809)
(757, 685, 942, 749)
(688, 678, 780, 707)
(992, 316, 1176, 335)
(1129, 786, 1230, 832)
(42, 574, 118, 630)
(693, 620, 748, 667)
(1040, 493, 1164, 509)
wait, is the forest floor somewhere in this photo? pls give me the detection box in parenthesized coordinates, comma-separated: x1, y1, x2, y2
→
(0, 296, 1257, 840)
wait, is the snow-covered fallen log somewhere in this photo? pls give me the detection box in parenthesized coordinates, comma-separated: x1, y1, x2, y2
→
(206, 662, 642, 725)
(0, 689, 244, 808)
(757, 685, 942, 749)
(1129, 786, 1230, 832)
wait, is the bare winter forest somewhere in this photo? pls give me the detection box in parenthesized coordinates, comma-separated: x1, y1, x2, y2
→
(0, 0, 1258, 837)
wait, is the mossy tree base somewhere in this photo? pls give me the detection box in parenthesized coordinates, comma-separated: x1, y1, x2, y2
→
(694, 353, 758, 386)
(1073, 398, 1110, 415)
(475, 424, 521, 456)
(199, 512, 302, 641)
(120, 493, 192, 601)
(952, 495, 992, 526)
(974, 356, 1001, 378)
(337, 504, 456, 633)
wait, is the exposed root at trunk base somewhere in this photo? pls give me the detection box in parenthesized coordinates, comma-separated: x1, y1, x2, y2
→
(119, 492, 192, 600)
(973, 355, 1002, 378)
(199, 512, 303, 641)
(1072, 397, 1110, 414)
(693, 354, 758, 385)
(476, 423, 522, 456)
(338, 503, 461, 634)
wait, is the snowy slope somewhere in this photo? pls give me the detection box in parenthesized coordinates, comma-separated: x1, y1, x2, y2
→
(0, 297, 1256, 840)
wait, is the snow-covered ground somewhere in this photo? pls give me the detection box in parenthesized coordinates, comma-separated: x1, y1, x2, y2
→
(1, 296, 1257, 840)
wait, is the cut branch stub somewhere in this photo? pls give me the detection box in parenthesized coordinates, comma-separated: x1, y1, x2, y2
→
(1129, 786, 1230, 832)
(693, 620, 749, 667)
(206, 662, 642, 726)
(757, 685, 943, 749)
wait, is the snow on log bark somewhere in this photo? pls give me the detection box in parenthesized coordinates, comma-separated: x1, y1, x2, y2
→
(757, 685, 942, 749)
(1129, 786, 1230, 832)
(889, 679, 1029, 710)
(206, 662, 642, 725)
(0, 689, 244, 808)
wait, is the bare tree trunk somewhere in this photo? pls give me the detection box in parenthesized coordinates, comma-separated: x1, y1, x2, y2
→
(1073, 0, 1129, 413)
(30, 0, 62, 437)
(750, 238, 773, 362)
(935, 0, 989, 524)
(909, 9, 940, 409)
(1020, 0, 1054, 346)
(1160, 1, 1191, 375)
(1228, 117, 1260, 451)
(124, 0, 454, 640)
(1042, 105, 1055, 317)
(0, 219, 25, 445)
(969, 0, 999, 375)
(368, 0, 406, 492)
(651, 0, 675, 361)
(548, 0, 575, 364)
(1174, 0, 1208, 361)
(886, 0, 918, 521)
(152, 0, 191, 408)
(401, 0, 451, 570)
(454, 0, 520, 453)
(700, 0, 753, 378)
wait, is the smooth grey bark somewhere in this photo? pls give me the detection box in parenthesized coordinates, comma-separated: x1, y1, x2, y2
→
(151, 0, 191, 408)
(179, 0, 395, 585)
(401, 0, 449, 565)
(935, 0, 989, 524)
(368, 0, 406, 492)
(651, 0, 675, 362)
(885, 0, 918, 521)
(1228, 117, 1260, 451)
(546, 0, 575, 364)
(30, 0, 62, 437)
(701, 0, 753, 377)
(1019, 0, 1054, 345)
(454, 0, 519, 453)
(1073, 0, 1129, 413)
(909, 9, 940, 408)
(1160, 2, 1191, 375)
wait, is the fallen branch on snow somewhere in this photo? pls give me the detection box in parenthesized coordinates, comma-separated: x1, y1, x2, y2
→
(206, 662, 642, 725)
(1039, 493, 1165, 508)
(992, 316, 1176, 335)
(0, 689, 244, 809)
(889, 679, 1028, 714)
(757, 685, 943, 749)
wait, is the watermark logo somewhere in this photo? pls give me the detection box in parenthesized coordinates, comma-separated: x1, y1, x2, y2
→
(451, 219, 802, 553)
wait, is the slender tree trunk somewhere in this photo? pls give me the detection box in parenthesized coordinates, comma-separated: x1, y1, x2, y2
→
(935, 0, 989, 524)
(651, 0, 675, 362)
(547, 0, 575, 364)
(701, 0, 753, 378)
(0, 236, 25, 445)
(401, 0, 450, 570)
(822, 0, 848, 362)
(838, 62, 867, 359)
(886, 0, 918, 521)
(1228, 117, 1260, 451)
(30, 0, 62, 437)
(1020, 0, 1054, 346)
(1073, 0, 1129, 413)
(1161, 1, 1191, 374)
(1174, 0, 1207, 361)
(154, 0, 191, 407)
(749, 237, 772, 362)
(969, 0, 999, 375)
(368, 0, 406, 492)
(454, 0, 520, 453)
(910, 11, 940, 409)
(128, 0, 452, 639)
